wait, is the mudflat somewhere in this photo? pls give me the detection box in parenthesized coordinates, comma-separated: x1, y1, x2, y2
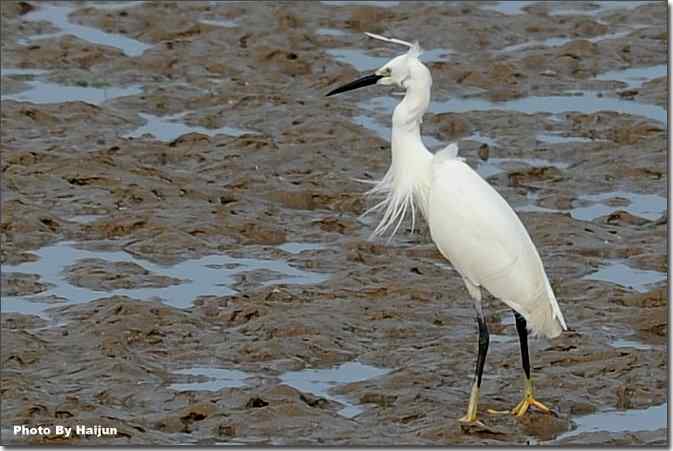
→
(1, 1, 667, 445)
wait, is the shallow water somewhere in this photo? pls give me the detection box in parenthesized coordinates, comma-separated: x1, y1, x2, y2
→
(317, 28, 349, 37)
(481, 1, 537, 15)
(327, 48, 453, 72)
(352, 114, 443, 149)
(477, 157, 570, 178)
(0, 68, 49, 77)
(610, 338, 653, 351)
(550, 1, 658, 16)
(497, 29, 634, 54)
(2, 241, 330, 317)
(321, 1, 399, 7)
(430, 93, 666, 125)
(594, 64, 667, 89)
(87, 1, 145, 11)
(536, 132, 596, 144)
(169, 367, 251, 391)
(20, 3, 152, 57)
(556, 403, 667, 441)
(68, 214, 104, 224)
(582, 261, 666, 293)
(572, 191, 666, 221)
(199, 18, 238, 28)
(462, 131, 497, 147)
(361, 92, 666, 125)
(124, 112, 255, 142)
(277, 242, 327, 254)
(167, 360, 391, 418)
(1, 80, 143, 105)
(280, 361, 392, 418)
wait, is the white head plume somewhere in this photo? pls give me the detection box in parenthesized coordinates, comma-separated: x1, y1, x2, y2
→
(364, 32, 423, 58)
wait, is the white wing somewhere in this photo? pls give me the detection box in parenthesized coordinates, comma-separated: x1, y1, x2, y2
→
(427, 156, 566, 337)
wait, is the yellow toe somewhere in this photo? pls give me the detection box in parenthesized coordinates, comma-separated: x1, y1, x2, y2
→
(512, 396, 551, 417)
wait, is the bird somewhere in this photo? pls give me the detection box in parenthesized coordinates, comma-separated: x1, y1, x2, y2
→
(326, 33, 567, 427)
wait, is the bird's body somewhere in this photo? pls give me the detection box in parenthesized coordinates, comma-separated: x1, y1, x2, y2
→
(327, 32, 567, 426)
(428, 151, 565, 337)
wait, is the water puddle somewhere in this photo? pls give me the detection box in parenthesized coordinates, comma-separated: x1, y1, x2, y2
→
(20, 3, 152, 57)
(317, 28, 349, 37)
(352, 114, 442, 148)
(517, 190, 666, 221)
(277, 242, 327, 254)
(199, 18, 238, 28)
(556, 403, 667, 441)
(550, 1, 659, 16)
(87, 1, 145, 11)
(0, 68, 49, 77)
(68, 214, 104, 224)
(167, 360, 392, 418)
(594, 64, 667, 89)
(2, 241, 329, 317)
(515, 191, 562, 215)
(536, 132, 596, 144)
(124, 112, 255, 142)
(490, 334, 515, 344)
(481, 1, 538, 15)
(327, 48, 453, 72)
(572, 191, 666, 221)
(1, 80, 143, 105)
(477, 157, 570, 178)
(610, 338, 652, 351)
(169, 367, 250, 391)
(498, 29, 634, 54)
(361, 92, 665, 125)
(321, 1, 399, 7)
(280, 361, 391, 418)
(582, 261, 666, 293)
(462, 131, 497, 147)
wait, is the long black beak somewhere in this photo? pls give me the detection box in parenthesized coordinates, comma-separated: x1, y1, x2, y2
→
(326, 73, 383, 97)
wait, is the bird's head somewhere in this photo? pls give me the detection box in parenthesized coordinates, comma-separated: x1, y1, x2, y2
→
(326, 33, 424, 97)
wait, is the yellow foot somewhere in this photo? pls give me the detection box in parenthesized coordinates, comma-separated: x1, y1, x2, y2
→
(512, 395, 550, 416)
(459, 416, 504, 434)
(458, 414, 481, 424)
(487, 397, 552, 417)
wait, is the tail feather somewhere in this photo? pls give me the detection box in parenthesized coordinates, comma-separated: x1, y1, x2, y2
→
(521, 283, 566, 339)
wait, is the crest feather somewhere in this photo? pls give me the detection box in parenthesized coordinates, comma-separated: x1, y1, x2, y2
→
(364, 32, 423, 57)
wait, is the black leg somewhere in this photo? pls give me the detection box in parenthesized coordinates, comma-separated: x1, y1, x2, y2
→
(514, 310, 530, 380)
(474, 311, 490, 387)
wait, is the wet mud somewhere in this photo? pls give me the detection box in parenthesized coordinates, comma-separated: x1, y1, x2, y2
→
(0, 0, 667, 446)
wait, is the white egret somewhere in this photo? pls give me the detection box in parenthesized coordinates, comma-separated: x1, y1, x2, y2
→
(327, 33, 567, 426)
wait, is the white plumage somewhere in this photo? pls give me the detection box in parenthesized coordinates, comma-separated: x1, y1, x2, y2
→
(327, 32, 566, 424)
(428, 147, 567, 337)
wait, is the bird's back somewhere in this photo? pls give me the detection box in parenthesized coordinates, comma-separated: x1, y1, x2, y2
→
(427, 150, 566, 338)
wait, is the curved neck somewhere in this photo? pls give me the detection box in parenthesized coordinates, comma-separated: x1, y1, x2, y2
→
(392, 60, 432, 131)
(387, 59, 433, 217)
